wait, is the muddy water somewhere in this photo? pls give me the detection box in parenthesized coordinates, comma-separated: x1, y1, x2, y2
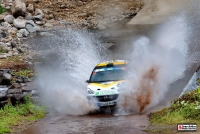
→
(22, 114, 149, 134)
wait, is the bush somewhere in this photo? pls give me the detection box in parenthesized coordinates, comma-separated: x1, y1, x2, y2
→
(149, 90, 200, 125)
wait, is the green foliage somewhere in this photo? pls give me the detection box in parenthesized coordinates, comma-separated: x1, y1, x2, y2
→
(0, 47, 5, 53)
(0, 5, 5, 14)
(8, 56, 20, 62)
(11, 69, 35, 78)
(149, 90, 200, 125)
(0, 96, 45, 134)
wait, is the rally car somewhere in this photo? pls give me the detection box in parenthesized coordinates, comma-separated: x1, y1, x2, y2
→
(86, 60, 128, 112)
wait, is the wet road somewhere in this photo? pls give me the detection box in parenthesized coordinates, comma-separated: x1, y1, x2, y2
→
(22, 113, 149, 134)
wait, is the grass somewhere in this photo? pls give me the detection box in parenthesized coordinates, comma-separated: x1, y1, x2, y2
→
(149, 90, 200, 126)
(0, 47, 6, 53)
(8, 56, 20, 62)
(11, 69, 35, 78)
(0, 96, 45, 134)
(0, 5, 5, 14)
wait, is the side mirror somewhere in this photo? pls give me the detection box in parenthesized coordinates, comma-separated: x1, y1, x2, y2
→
(85, 80, 89, 83)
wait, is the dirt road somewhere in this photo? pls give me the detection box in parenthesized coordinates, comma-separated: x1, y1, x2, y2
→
(21, 113, 149, 134)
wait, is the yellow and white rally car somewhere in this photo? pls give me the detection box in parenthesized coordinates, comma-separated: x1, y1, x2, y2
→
(86, 60, 128, 110)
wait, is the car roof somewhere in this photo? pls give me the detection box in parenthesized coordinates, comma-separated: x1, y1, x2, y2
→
(96, 60, 128, 67)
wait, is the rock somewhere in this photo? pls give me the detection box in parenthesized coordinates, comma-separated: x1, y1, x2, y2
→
(35, 21, 45, 25)
(1, 73, 12, 85)
(0, 87, 8, 98)
(5, 42, 11, 47)
(20, 83, 26, 87)
(26, 24, 37, 33)
(48, 14, 54, 19)
(12, 48, 18, 52)
(11, 0, 27, 18)
(17, 47, 24, 53)
(18, 29, 29, 37)
(60, 4, 66, 9)
(43, 23, 53, 28)
(6, 6, 11, 10)
(0, 45, 9, 53)
(0, 54, 7, 59)
(6, 0, 13, 4)
(26, 55, 33, 61)
(0, 42, 5, 46)
(33, 0, 40, 3)
(24, 77, 32, 82)
(26, 19, 35, 25)
(31, 89, 39, 96)
(13, 18, 26, 29)
(17, 32, 23, 38)
(0, 14, 6, 23)
(22, 88, 32, 93)
(8, 27, 18, 37)
(0, 32, 7, 39)
(33, 14, 43, 21)
(5, 52, 12, 57)
(3, 73, 12, 80)
(12, 94, 25, 100)
(17, 16, 24, 19)
(25, 13, 33, 20)
(39, 32, 53, 36)
(1, 22, 12, 29)
(78, 13, 87, 17)
(1, 4, 6, 8)
(7, 88, 22, 94)
(16, 76, 24, 83)
(11, 41, 17, 48)
(10, 83, 21, 88)
(27, 4, 34, 13)
(0, 69, 11, 73)
(25, 20, 40, 33)
(13, 52, 19, 56)
(4, 15, 15, 24)
(35, 8, 44, 16)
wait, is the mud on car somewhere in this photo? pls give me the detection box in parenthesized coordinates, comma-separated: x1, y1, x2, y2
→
(86, 60, 128, 112)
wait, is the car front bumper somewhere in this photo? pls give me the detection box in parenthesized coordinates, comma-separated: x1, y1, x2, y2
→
(87, 94, 119, 107)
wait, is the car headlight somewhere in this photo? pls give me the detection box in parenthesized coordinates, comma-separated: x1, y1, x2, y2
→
(117, 83, 124, 88)
(117, 82, 128, 92)
(87, 88, 94, 94)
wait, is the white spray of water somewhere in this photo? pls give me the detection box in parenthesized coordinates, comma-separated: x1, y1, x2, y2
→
(35, 29, 111, 115)
(116, 14, 189, 114)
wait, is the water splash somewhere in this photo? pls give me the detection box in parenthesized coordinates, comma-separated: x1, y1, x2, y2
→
(34, 29, 111, 115)
(116, 14, 189, 114)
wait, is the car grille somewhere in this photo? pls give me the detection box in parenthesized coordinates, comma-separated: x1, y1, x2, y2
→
(94, 94, 119, 102)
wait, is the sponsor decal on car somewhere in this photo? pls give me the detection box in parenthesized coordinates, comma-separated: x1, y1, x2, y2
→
(95, 91, 116, 96)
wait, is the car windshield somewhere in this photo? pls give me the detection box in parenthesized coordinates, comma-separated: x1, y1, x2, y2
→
(89, 66, 127, 82)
